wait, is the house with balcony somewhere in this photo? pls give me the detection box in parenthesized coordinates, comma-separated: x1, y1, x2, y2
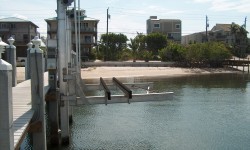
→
(209, 24, 234, 44)
(0, 17, 39, 58)
(146, 16, 182, 43)
(45, 9, 99, 60)
(182, 23, 236, 45)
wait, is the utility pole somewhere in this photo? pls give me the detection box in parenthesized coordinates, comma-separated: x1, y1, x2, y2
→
(206, 15, 209, 42)
(105, 7, 110, 61)
(106, 7, 110, 37)
(244, 16, 247, 29)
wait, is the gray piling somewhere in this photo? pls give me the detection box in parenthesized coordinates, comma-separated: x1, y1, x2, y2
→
(6, 37, 17, 86)
(30, 36, 47, 150)
(25, 42, 32, 80)
(0, 59, 14, 150)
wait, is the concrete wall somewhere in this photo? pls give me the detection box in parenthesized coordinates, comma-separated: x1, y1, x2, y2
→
(82, 61, 174, 67)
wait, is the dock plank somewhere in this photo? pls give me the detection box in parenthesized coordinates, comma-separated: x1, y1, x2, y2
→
(13, 72, 48, 149)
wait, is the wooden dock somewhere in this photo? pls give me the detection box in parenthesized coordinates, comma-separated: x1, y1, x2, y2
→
(224, 58, 250, 73)
(13, 72, 49, 149)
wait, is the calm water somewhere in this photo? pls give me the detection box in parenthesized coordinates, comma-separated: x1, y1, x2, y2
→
(55, 73, 250, 150)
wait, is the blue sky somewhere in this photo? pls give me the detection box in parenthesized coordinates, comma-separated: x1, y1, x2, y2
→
(0, 0, 249, 40)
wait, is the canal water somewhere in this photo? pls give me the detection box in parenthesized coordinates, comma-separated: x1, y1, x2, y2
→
(58, 73, 250, 150)
(21, 73, 250, 149)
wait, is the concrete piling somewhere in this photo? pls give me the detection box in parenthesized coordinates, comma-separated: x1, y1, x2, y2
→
(0, 59, 14, 150)
(30, 36, 47, 150)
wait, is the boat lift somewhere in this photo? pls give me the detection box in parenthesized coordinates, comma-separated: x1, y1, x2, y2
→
(73, 77, 173, 105)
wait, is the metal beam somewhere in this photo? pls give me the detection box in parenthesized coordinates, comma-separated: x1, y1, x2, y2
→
(73, 92, 174, 105)
(113, 77, 132, 99)
(100, 77, 111, 103)
(84, 82, 153, 92)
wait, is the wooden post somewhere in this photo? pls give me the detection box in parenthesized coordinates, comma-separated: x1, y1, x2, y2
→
(248, 58, 249, 74)
(25, 42, 32, 80)
(236, 58, 239, 69)
(30, 36, 47, 150)
(233, 58, 235, 68)
(0, 59, 14, 150)
(6, 37, 17, 86)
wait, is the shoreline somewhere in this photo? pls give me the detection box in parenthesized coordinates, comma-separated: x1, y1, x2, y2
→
(81, 67, 240, 80)
(16, 66, 241, 83)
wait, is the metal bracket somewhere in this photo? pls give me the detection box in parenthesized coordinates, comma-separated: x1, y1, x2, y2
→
(61, 95, 76, 101)
(62, 67, 75, 82)
(68, 67, 77, 73)
(63, 74, 74, 81)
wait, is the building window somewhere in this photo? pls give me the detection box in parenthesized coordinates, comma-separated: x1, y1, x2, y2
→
(154, 23, 160, 28)
(10, 24, 16, 29)
(85, 36, 91, 43)
(1, 23, 8, 29)
(23, 34, 28, 40)
(83, 23, 88, 28)
(176, 24, 180, 29)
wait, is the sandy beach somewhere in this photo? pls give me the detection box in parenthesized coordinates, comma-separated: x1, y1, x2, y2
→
(16, 66, 240, 83)
(81, 67, 240, 79)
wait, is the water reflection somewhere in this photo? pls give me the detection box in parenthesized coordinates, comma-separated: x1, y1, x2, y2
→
(60, 73, 250, 149)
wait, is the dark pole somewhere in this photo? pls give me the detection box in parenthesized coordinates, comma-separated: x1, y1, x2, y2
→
(206, 15, 208, 42)
(105, 7, 109, 61)
(244, 17, 247, 28)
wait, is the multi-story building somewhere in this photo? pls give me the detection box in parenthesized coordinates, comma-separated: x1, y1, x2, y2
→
(182, 24, 235, 45)
(45, 9, 99, 60)
(210, 24, 233, 44)
(0, 17, 39, 58)
(146, 16, 182, 43)
(182, 31, 207, 45)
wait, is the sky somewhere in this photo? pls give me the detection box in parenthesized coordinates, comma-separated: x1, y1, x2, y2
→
(0, 0, 249, 40)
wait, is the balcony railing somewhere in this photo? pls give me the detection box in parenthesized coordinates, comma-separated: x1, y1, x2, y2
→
(0, 28, 10, 32)
(72, 27, 97, 33)
(47, 27, 97, 33)
(216, 35, 227, 39)
(72, 39, 97, 45)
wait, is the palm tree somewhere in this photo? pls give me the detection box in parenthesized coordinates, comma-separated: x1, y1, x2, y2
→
(128, 38, 139, 62)
(230, 23, 248, 57)
(134, 32, 147, 52)
(230, 23, 238, 43)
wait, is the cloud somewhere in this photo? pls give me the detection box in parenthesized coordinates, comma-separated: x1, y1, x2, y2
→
(105, 0, 120, 5)
(192, 0, 212, 3)
(147, 5, 184, 15)
(192, 0, 250, 12)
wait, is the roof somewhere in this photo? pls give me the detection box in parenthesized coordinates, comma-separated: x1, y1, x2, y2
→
(45, 16, 99, 22)
(0, 17, 39, 28)
(45, 17, 57, 22)
(148, 18, 181, 23)
(211, 24, 231, 32)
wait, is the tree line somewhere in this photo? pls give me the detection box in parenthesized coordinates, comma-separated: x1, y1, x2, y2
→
(89, 24, 249, 67)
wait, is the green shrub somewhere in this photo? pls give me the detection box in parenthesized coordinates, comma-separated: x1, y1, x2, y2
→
(159, 42, 185, 61)
(141, 50, 153, 62)
(120, 49, 133, 61)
